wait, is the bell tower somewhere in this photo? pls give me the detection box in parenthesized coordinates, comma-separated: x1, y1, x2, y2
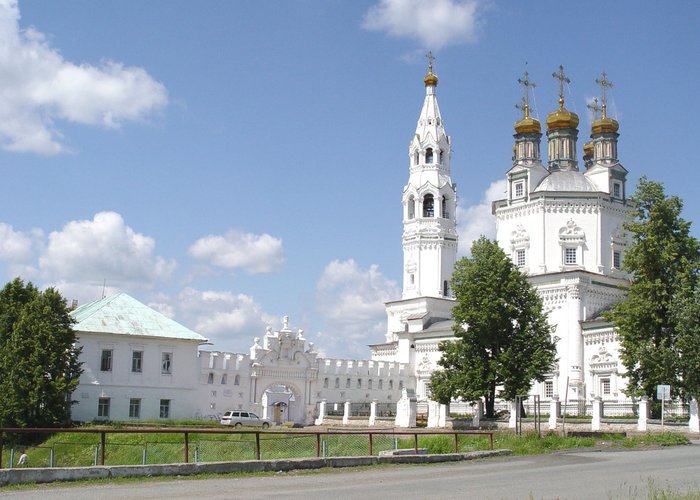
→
(401, 53, 458, 299)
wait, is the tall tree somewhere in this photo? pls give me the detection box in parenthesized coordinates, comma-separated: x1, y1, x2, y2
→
(606, 177, 700, 400)
(0, 278, 83, 428)
(429, 237, 557, 418)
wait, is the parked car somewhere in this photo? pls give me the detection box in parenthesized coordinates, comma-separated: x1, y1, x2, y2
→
(220, 410, 271, 428)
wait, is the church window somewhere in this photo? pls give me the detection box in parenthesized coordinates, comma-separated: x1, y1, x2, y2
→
(221, 374, 227, 385)
(335, 377, 340, 388)
(207, 372, 214, 384)
(544, 381, 553, 398)
(601, 378, 611, 395)
(425, 148, 434, 163)
(514, 182, 524, 198)
(159, 399, 170, 419)
(100, 349, 113, 372)
(439, 150, 444, 164)
(129, 398, 141, 418)
(423, 194, 434, 217)
(441, 195, 448, 218)
(346, 378, 351, 388)
(234, 374, 240, 386)
(389, 380, 394, 390)
(378, 379, 383, 390)
(357, 379, 362, 389)
(612, 182, 621, 199)
(613, 251, 621, 270)
(516, 249, 526, 268)
(399, 381, 404, 391)
(323, 378, 329, 388)
(414, 151, 419, 165)
(368, 379, 373, 390)
(407, 195, 415, 219)
(131, 351, 143, 373)
(410, 274, 415, 285)
(161, 352, 172, 374)
(443, 280, 449, 297)
(564, 247, 577, 265)
(98, 397, 110, 418)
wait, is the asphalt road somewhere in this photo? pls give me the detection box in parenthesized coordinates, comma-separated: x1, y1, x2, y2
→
(3, 443, 700, 499)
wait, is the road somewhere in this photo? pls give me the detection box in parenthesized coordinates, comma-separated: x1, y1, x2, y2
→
(3, 443, 700, 499)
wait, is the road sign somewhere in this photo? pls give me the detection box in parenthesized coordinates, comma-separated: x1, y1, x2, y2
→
(657, 384, 671, 400)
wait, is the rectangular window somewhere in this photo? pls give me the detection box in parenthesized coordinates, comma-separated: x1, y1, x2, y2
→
(613, 182, 621, 199)
(601, 378, 611, 395)
(98, 397, 110, 418)
(515, 182, 524, 198)
(516, 249, 526, 268)
(100, 349, 113, 372)
(161, 352, 172, 374)
(131, 351, 143, 373)
(613, 251, 621, 269)
(565, 247, 577, 265)
(159, 399, 170, 419)
(544, 381, 553, 398)
(129, 398, 141, 418)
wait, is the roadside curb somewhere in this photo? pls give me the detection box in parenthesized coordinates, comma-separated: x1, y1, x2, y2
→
(0, 449, 511, 486)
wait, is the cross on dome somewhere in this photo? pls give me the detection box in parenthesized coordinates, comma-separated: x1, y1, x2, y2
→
(552, 65, 571, 108)
(595, 71, 614, 118)
(587, 97, 601, 120)
(516, 69, 536, 118)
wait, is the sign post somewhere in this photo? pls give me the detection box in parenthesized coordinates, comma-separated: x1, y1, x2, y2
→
(657, 384, 671, 432)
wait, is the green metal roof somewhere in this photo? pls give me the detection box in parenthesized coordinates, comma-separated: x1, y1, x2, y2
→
(71, 293, 208, 342)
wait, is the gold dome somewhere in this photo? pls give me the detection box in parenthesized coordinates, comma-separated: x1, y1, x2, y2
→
(583, 141, 594, 157)
(424, 69, 438, 87)
(514, 105, 541, 134)
(546, 98, 579, 130)
(591, 105, 619, 134)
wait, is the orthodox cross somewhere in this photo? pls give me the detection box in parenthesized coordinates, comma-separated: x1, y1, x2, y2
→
(516, 70, 536, 117)
(587, 97, 601, 120)
(552, 65, 570, 107)
(595, 71, 613, 118)
(426, 51, 435, 73)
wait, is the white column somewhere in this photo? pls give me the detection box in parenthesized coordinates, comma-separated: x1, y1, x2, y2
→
(548, 396, 560, 431)
(508, 400, 518, 429)
(473, 400, 484, 428)
(369, 400, 378, 427)
(689, 398, 700, 433)
(314, 399, 326, 426)
(427, 400, 440, 428)
(637, 396, 648, 432)
(591, 397, 602, 431)
(342, 401, 351, 425)
(438, 404, 447, 428)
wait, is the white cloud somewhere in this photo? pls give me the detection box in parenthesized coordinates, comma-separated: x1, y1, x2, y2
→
(0, 0, 167, 154)
(0, 222, 40, 278)
(188, 230, 285, 274)
(363, 0, 483, 49)
(315, 259, 400, 358)
(39, 211, 175, 288)
(456, 179, 506, 255)
(170, 287, 275, 351)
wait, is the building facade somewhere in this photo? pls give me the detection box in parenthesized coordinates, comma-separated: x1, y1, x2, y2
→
(71, 64, 634, 425)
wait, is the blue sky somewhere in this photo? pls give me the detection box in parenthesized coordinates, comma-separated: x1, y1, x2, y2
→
(0, 0, 698, 358)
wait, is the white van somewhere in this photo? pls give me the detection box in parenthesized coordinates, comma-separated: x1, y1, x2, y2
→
(220, 410, 271, 428)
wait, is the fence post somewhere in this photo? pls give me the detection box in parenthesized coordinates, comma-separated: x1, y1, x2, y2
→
(0, 431, 3, 469)
(315, 433, 321, 457)
(9, 448, 14, 469)
(413, 433, 418, 453)
(100, 432, 106, 465)
(369, 400, 377, 427)
(548, 396, 560, 430)
(368, 433, 373, 456)
(94, 445, 98, 466)
(255, 432, 261, 460)
(184, 432, 189, 464)
(453, 433, 459, 453)
(343, 401, 351, 425)
(689, 398, 700, 433)
(591, 397, 603, 431)
(142, 445, 147, 465)
(637, 396, 649, 432)
(50, 446, 55, 467)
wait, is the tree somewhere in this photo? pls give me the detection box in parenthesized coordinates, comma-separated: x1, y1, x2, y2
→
(429, 237, 557, 418)
(606, 178, 700, 402)
(0, 278, 83, 428)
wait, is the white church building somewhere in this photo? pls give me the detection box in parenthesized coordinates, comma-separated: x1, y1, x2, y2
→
(70, 62, 635, 425)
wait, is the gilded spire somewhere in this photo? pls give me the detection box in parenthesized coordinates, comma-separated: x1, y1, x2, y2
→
(423, 51, 438, 87)
(514, 69, 541, 134)
(591, 71, 619, 134)
(546, 64, 579, 130)
(587, 97, 601, 120)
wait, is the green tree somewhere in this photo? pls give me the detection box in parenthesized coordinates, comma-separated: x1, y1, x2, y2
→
(606, 178, 700, 401)
(429, 237, 557, 418)
(0, 278, 83, 428)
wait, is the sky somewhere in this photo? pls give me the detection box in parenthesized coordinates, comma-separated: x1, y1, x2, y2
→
(0, 0, 698, 359)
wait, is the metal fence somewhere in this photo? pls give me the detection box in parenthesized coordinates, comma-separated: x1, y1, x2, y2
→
(0, 428, 493, 469)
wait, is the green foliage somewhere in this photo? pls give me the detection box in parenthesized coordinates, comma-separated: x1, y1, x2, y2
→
(0, 278, 83, 429)
(606, 178, 700, 400)
(429, 237, 557, 417)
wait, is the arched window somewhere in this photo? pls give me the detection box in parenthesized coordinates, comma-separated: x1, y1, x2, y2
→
(389, 380, 394, 390)
(439, 150, 444, 164)
(368, 379, 373, 390)
(234, 374, 240, 386)
(425, 148, 434, 163)
(441, 195, 448, 218)
(399, 380, 404, 391)
(221, 374, 228, 385)
(423, 194, 434, 217)
(443, 280, 449, 296)
(346, 378, 351, 388)
(378, 379, 383, 390)
(207, 373, 214, 384)
(335, 377, 340, 388)
(357, 378, 362, 389)
(407, 195, 415, 220)
(324, 377, 329, 388)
